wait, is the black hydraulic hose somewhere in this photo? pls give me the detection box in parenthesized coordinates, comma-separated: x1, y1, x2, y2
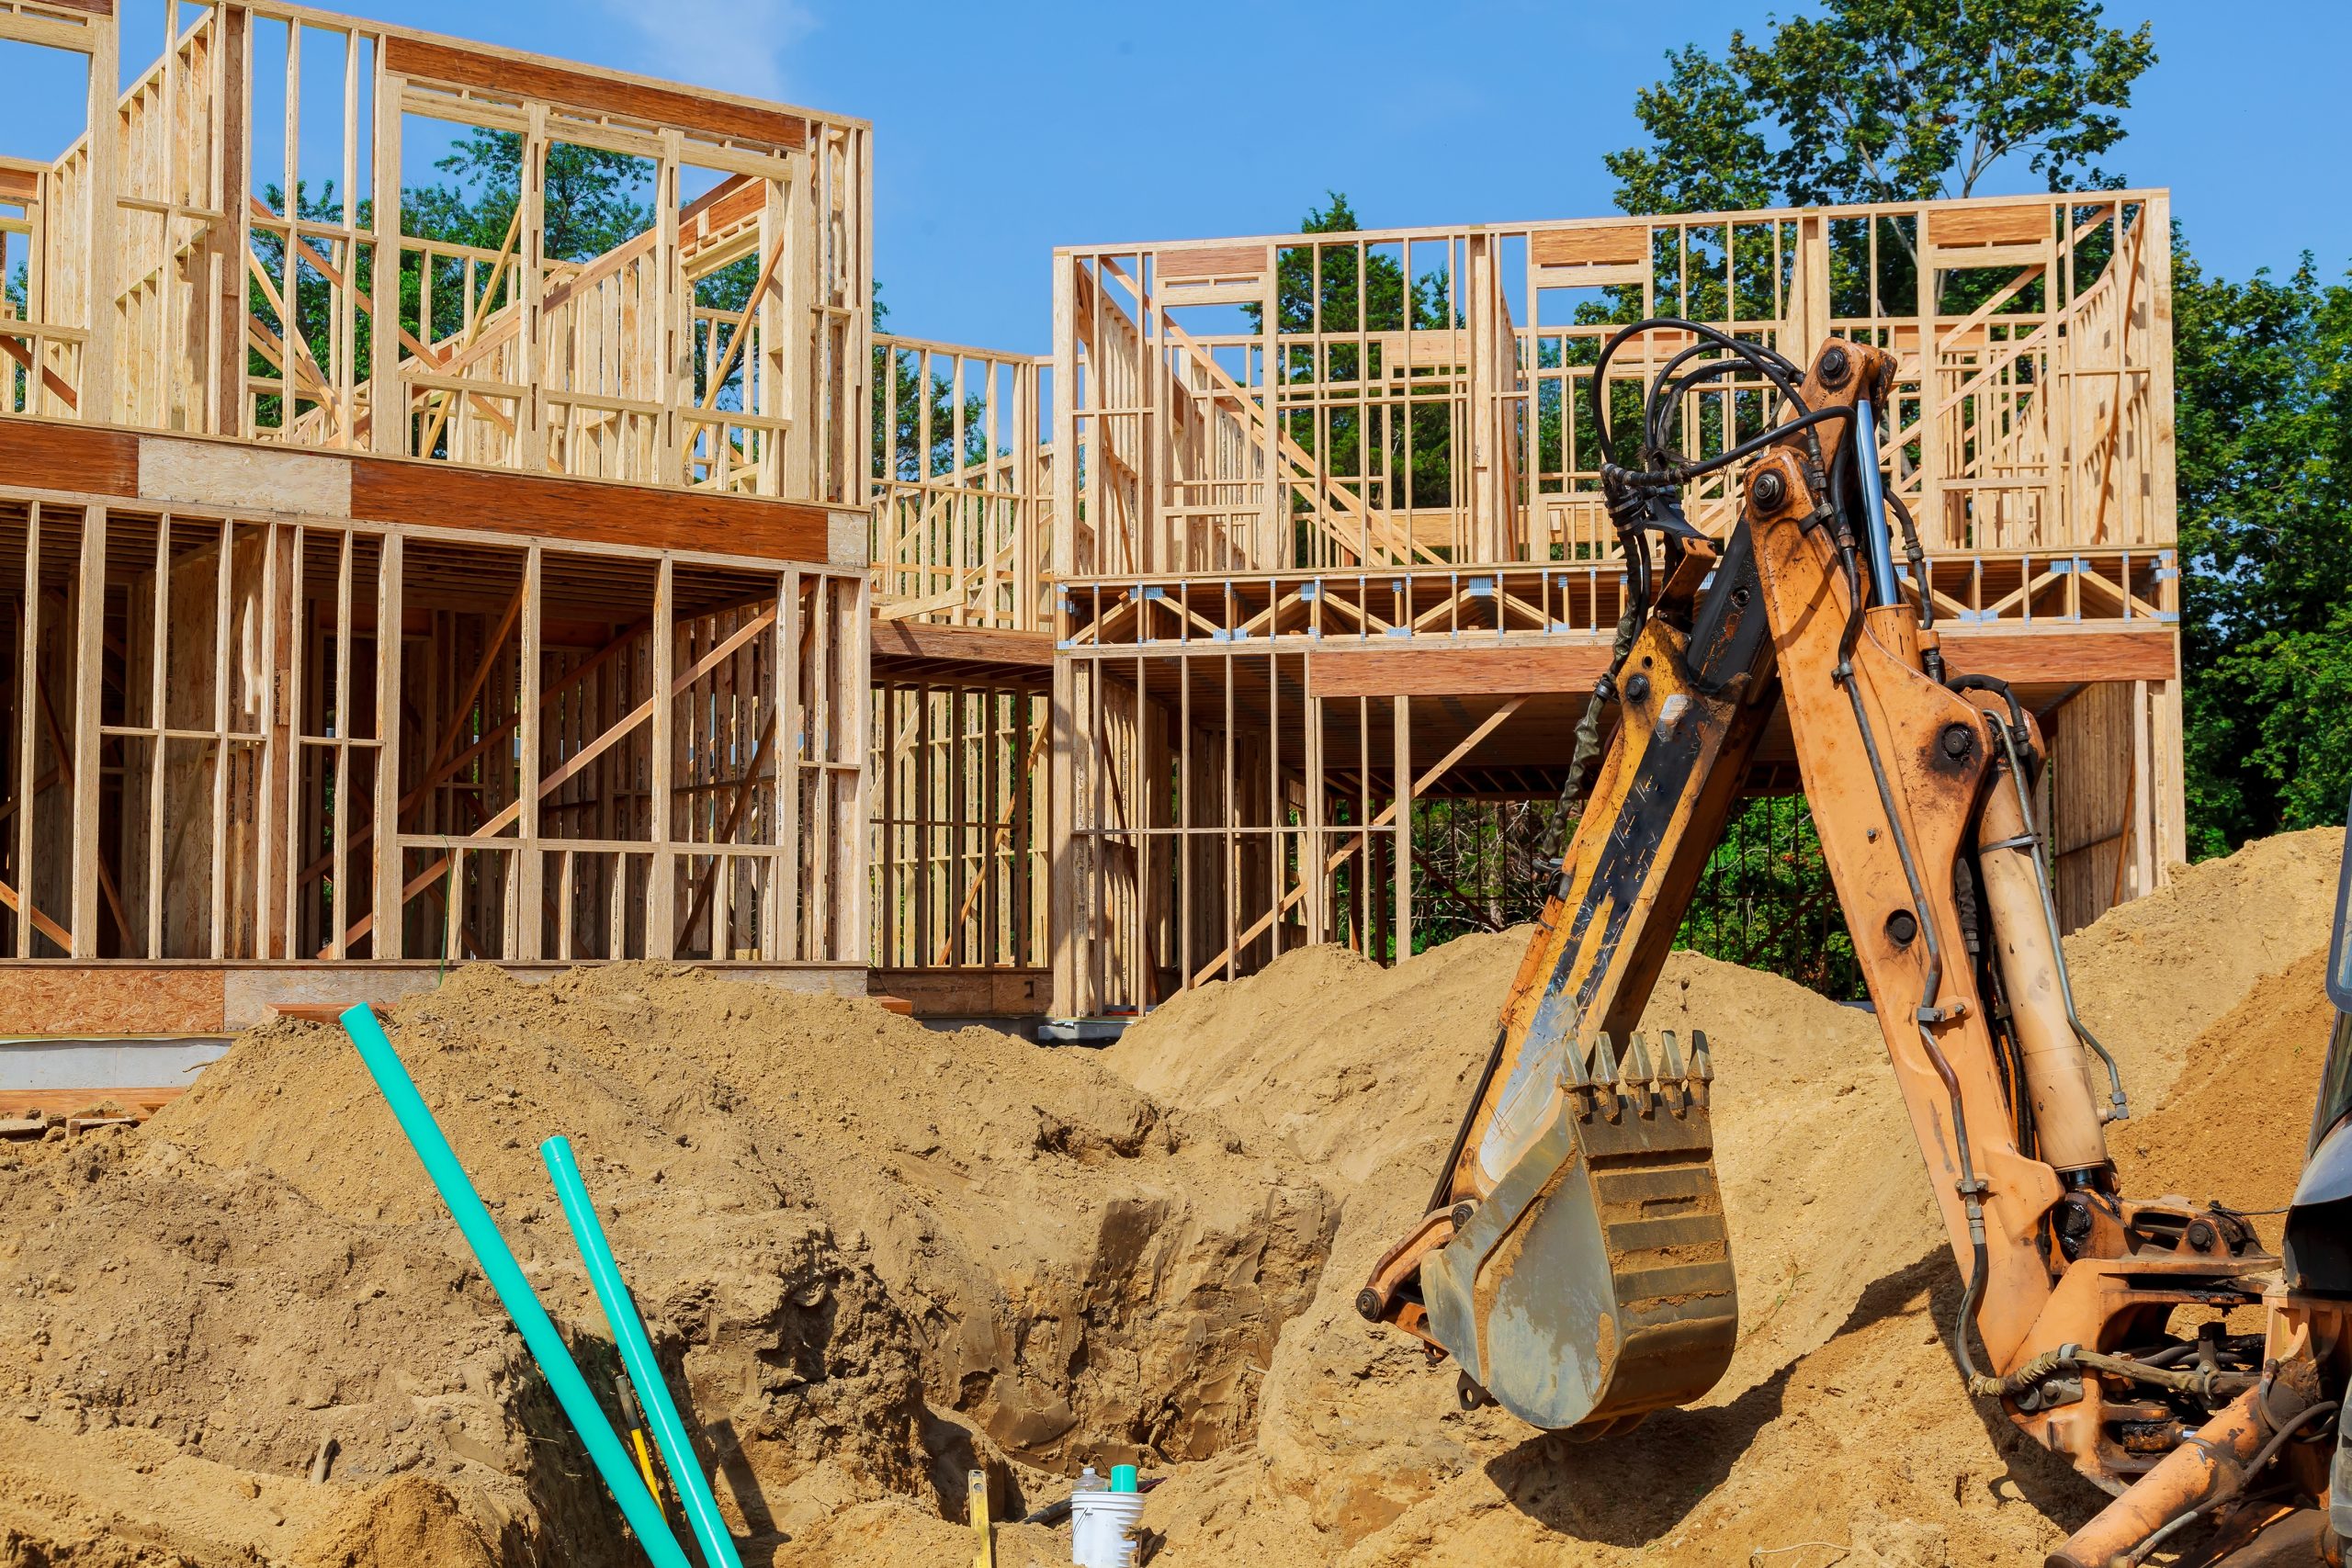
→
(1887, 491, 1934, 632)
(1644, 353, 1796, 458)
(1589, 317, 1810, 472)
(1675, 403, 1858, 483)
(1837, 617, 1991, 1393)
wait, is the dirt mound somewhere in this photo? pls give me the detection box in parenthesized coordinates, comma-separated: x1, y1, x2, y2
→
(1097, 828, 2339, 1565)
(2064, 826, 2342, 1108)
(0, 964, 1333, 1564)
(1, 829, 2337, 1567)
(2115, 944, 2338, 1239)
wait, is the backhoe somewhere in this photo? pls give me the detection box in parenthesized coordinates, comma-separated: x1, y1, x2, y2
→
(1356, 324, 2351, 1566)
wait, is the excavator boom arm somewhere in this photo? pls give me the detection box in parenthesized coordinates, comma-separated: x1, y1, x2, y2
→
(1360, 329, 2341, 1564)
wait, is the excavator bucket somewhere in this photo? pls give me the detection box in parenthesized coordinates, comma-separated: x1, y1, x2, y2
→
(1419, 1031, 1738, 1430)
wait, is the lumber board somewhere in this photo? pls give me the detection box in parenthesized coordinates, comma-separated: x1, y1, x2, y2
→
(1927, 203, 2051, 249)
(1306, 643, 1615, 698)
(1939, 626, 2177, 683)
(0, 966, 226, 1035)
(0, 1089, 183, 1122)
(871, 621, 1053, 682)
(1155, 244, 1266, 281)
(1529, 223, 1649, 267)
(0, 419, 138, 496)
(867, 967, 1048, 1019)
(348, 458, 841, 560)
(381, 36, 808, 150)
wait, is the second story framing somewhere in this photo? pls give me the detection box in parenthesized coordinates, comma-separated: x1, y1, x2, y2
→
(0, 0, 871, 506)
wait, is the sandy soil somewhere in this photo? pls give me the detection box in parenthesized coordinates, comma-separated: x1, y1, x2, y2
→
(0, 826, 2338, 1567)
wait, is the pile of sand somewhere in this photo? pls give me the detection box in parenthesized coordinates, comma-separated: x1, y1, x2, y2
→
(0, 966, 1332, 1565)
(0, 826, 2337, 1567)
(1094, 826, 2344, 1567)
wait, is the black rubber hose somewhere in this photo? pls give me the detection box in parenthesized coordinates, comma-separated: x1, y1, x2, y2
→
(1589, 318, 1810, 473)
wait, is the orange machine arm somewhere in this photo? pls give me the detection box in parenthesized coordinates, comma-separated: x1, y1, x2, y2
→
(1361, 334, 2320, 1556)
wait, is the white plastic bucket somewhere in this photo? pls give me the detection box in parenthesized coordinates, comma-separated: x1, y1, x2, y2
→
(1069, 1490, 1145, 1568)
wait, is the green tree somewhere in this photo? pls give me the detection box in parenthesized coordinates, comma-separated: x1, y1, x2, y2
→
(1606, 0, 2155, 219)
(2174, 243, 2352, 852)
(871, 283, 993, 483)
(1604, 0, 2156, 330)
(1249, 193, 1459, 538)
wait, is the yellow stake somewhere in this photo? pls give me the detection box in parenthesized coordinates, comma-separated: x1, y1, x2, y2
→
(629, 1427, 666, 1520)
(968, 1469, 994, 1568)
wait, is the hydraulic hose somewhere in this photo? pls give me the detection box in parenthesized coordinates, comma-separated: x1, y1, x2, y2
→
(1837, 645, 1991, 1392)
(1969, 1343, 2259, 1404)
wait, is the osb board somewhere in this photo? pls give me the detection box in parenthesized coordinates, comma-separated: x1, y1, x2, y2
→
(381, 36, 808, 150)
(139, 436, 351, 515)
(0, 967, 225, 1036)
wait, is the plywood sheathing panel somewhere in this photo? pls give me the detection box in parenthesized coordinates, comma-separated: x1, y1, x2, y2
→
(0, 965, 225, 1034)
(138, 438, 350, 515)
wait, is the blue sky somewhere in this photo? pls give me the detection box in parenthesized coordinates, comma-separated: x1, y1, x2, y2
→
(7, 1, 2346, 351)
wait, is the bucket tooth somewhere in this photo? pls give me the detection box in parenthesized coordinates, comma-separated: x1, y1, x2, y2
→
(1657, 1031, 1689, 1115)
(1557, 1034, 1596, 1117)
(1689, 1030, 1713, 1106)
(1589, 1032, 1623, 1120)
(1624, 1033, 1658, 1116)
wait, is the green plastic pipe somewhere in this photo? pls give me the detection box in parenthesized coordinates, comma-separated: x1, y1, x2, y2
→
(543, 1135, 744, 1568)
(335, 1005, 689, 1568)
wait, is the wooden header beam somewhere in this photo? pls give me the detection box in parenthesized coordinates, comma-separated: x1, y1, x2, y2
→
(0, 418, 866, 568)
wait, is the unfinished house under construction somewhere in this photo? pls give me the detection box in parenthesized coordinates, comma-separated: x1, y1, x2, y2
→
(0, 1, 2181, 1050)
(0, 0, 879, 1037)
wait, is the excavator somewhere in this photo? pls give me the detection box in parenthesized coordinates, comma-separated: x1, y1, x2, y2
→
(1355, 322, 2352, 1566)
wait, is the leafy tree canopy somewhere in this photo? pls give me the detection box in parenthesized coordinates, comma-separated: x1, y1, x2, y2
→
(1607, 0, 2155, 217)
(2174, 243, 2352, 851)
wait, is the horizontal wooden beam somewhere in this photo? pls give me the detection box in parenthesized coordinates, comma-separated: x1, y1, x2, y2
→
(867, 967, 1049, 1019)
(0, 420, 137, 495)
(0, 417, 862, 566)
(383, 35, 808, 150)
(1308, 643, 1613, 698)
(1939, 626, 2177, 683)
(872, 621, 1054, 690)
(348, 456, 842, 560)
(1305, 626, 2177, 700)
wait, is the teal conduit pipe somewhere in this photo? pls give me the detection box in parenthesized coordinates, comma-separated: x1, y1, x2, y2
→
(334, 1005, 689, 1568)
(543, 1135, 745, 1568)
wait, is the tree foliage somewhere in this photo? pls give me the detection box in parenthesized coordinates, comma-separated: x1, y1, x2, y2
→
(1250, 194, 1460, 520)
(1606, 0, 2155, 217)
(2174, 243, 2352, 851)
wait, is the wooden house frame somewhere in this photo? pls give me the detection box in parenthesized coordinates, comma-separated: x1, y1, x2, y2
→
(0, 1, 876, 1032)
